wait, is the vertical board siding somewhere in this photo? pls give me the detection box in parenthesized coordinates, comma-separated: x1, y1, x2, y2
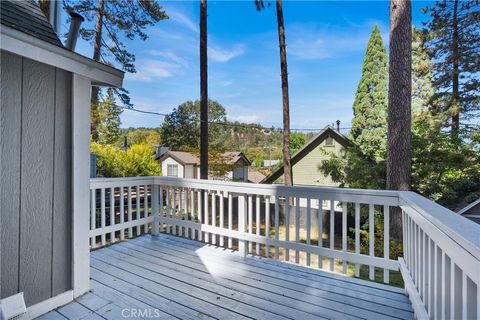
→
(52, 69, 72, 296)
(19, 57, 55, 306)
(0, 52, 73, 305)
(0, 51, 22, 298)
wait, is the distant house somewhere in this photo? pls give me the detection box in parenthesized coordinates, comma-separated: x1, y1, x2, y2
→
(157, 149, 251, 182)
(457, 198, 480, 224)
(261, 125, 353, 186)
(248, 170, 266, 184)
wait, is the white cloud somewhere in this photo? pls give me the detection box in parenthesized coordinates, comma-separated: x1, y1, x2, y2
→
(287, 22, 386, 60)
(209, 44, 246, 62)
(126, 60, 179, 82)
(167, 9, 199, 34)
(147, 50, 190, 69)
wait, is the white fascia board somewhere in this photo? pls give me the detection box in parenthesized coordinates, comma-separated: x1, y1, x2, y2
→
(0, 26, 124, 87)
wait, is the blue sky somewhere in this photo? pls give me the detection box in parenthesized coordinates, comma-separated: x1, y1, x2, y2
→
(72, 1, 433, 131)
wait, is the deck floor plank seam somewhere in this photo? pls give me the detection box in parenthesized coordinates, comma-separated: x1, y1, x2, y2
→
(112, 239, 413, 319)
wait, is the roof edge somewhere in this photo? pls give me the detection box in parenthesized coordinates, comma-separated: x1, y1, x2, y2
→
(261, 126, 353, 184)
(1, 25, 124, 87)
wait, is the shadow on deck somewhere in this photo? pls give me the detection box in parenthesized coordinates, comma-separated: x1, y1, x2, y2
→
(38, 234, 413, 320)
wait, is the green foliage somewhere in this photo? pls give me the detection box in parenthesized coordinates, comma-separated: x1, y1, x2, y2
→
(351, 25, 388, 161)
(97, 89, 122, 145)
(290, 133, 306, 155)
(160, 100, 227, 150)
(123, 128, 161, 147)
(91, 142, 161, 177)
(423, 1, 480, 130)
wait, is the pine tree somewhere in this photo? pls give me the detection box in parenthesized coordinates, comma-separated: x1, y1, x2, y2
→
(423, 0, 480, 137)
(64, 0, 168, 141)
(351, 26, 389, 162)
(97, 89, 122, 145)
(412, 28, 435, 117)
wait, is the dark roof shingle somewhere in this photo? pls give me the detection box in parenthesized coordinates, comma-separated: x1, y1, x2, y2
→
(1, 0, 63, 47)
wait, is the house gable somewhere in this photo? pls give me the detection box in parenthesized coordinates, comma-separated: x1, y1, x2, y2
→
(262, 126, 353, 185)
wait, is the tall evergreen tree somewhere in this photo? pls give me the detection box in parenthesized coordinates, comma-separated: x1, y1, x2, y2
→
(255, 0, 293, 186)
(412, 28, 435, 117)
(351, 26, 389, 162)
(423, 0, 480, 137)
(97, 89, 122, 145)
(64, 0, 168, 141)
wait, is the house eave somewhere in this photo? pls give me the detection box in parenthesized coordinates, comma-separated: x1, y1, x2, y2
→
(0, 25, 124, 87)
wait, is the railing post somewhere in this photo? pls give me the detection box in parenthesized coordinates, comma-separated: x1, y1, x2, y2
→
(152, 184, 159, 235)
(238, 194, 247, 259)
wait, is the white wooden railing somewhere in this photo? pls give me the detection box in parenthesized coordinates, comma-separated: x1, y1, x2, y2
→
(89, 176, 480, 319)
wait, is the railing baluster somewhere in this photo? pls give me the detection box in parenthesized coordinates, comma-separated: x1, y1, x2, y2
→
(295, 197, 300, 264)
(341, 202, 347, 273)
(90, 188, 96, 248)
(228, 193, 232, 248)
(197, 190, 202, 241)
(159, 186, 164, 233)
(442, 251, 448, 319)
(429, 238, 434, 316)
(274, 196, 280, 260)
(330, 200, 335, 272)
(127, 186, 132, 238)
(135, 185, 140, 236)
(184, 188, 189, 239)
(256, 195, 260, 255)
(173, 188, 178, 236)
(423, 231, 427, 302)
(434, 245, 441, 319)
(166, 188, 171, 234)
(238, 194, 247, 258)
(219, 191, 224, 247)
(306, 198, 311, 266)
(100, 188, 106, 246)
(285, 197, 290, 262)
(204, 190, 209, 243)
(110, 187, 115, 243)
(119, 186, 124, 240)
(369, 203, 374, 280)
(151, 185, 159, 235)
(354, 202, 360, 277)
(190, 190, 196, 240)
(248, 195, 253, 253)
(178, 189, 183, 237)
(383, 205, 389, 283)
(265, 197, 270, 258)
(144, 185, 149, 234)
(211, 191, 216, 245)
(318, 198, 323, 269)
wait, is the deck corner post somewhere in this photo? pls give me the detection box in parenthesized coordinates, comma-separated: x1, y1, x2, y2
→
(152, 184, 159, 236)
(238, 194, 247, 259)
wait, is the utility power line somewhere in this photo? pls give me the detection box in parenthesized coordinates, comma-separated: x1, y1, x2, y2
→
(121, 105, 352, 133)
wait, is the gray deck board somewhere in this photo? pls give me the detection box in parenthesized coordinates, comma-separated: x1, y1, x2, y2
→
(36, 234, 413, 320)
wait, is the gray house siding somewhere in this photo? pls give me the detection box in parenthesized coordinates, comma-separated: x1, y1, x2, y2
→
(0, 51, 72, 306)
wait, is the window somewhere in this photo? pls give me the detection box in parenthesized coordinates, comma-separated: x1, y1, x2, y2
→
(325, 136, 334, 146)
(167, 164, 178, 177)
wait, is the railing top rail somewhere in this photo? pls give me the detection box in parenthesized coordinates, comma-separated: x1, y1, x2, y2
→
(90, 176, 155, 188)
(153, 176, 400, 205)
(400, 191, 480, 262)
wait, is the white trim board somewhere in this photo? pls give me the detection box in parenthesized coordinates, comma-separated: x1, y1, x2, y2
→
(0, 26, 123, 87)
(27, 290, 73, 319)
(71, 74, 91, 298)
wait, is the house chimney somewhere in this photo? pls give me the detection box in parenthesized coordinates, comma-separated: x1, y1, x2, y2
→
(336, 120, 340, 132)
(65, 12, 84, 51)
(156, 146, 170, 158)
(48, 0, 61, 35)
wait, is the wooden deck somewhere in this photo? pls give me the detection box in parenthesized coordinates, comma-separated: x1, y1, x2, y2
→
(38, 234, 414, 320)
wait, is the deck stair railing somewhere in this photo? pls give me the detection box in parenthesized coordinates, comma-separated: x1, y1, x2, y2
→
(89, 176, 480, 319)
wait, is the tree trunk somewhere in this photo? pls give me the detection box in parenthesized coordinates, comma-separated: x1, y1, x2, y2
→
(275, 0, 293, 186)
(387, 0, 412, 239)
(91, 0, 105, 142)
(200, 0, 208, 180)
(451, 0, 460, 139)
